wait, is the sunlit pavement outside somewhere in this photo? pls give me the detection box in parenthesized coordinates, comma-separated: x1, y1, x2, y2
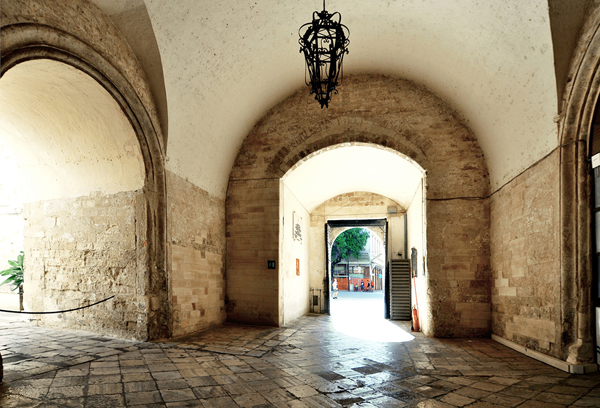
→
(1, 310, 600, 407)
(330, 290, 415, 343)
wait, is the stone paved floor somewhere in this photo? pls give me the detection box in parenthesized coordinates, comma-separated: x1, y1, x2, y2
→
(0, 313, 599, 407)
(166, 325, 298, 357)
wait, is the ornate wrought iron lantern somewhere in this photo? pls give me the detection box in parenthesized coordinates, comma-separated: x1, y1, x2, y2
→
(299, 1, 350, 108)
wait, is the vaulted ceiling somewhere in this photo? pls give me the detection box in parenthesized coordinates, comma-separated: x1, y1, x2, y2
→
(0, 60, 144, 203)
(282, 145, 424, 213)
(90, 0, 589, 199)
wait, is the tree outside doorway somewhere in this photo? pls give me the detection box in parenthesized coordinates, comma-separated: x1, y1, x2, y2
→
(331, 228, 371, 292)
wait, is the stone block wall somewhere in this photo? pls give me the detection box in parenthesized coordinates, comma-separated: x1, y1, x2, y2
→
(310, 192, 403, 222)
(427, 199, 491, 336)
(491, 150, 561, 357)
(23, 190, 149, 340)
(3, 0, 169, 340)
(226, 179, 279, 325)
(167, 172, 226, 337)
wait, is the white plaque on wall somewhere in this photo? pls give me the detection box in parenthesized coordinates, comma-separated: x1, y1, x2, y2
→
(293, 211, 302, 243)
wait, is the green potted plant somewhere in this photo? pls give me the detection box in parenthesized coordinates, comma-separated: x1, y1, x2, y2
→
(0, 251, 24, 311)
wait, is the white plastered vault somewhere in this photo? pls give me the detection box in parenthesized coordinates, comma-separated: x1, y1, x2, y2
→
(138, 0, 557, 197)
(282, 144, 424, 213)
(0, 60, 145, 202)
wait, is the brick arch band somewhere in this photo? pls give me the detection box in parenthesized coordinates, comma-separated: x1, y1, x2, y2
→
(556, 5, 600, 364)
(1, 9, 168, 340)
(227, 74, 491, 337)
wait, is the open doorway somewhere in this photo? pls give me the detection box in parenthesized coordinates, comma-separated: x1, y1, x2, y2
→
(325, 219, 417, 342)
(277, 144, 426, 330)
(326, 220, 387, 321)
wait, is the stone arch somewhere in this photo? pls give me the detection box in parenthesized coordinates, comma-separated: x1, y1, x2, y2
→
(231, 76, 488, 200)
(330, 226, 385, 246)
(287, 140, 425, 171)
(1, 1, 168, 340)
(307, 190, 410, 310)
(555, 5, 600, 364)
(227, 74, 491, 337)
(281, 142, 425, 214)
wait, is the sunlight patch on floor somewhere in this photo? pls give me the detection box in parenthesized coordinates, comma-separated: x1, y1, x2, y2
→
(330, 292, 415, 343)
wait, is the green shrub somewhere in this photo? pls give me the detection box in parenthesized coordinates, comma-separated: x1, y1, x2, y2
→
(0, 251, 24, 292)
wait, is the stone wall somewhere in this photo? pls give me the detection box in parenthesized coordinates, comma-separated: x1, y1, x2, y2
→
(228, 75, 491, 336)
(552, 2, 600, 365)
(23, 190, 149, 340)
(427, 198, 491, 336)
(226, 179, 279, 325)
(491, 150, 561, 357)
(167, 172, 226, 337)
(2, 0, 168, 340)
(310, 192, 404, 223)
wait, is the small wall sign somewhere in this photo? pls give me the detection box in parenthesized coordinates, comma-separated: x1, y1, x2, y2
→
(593, 153, 600, 169)
(293, 211, 302, 243)
(296, 258, 300, 276)
(268, 260, 276, 269)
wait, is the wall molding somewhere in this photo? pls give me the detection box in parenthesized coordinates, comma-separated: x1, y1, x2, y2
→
(492, 335, 598, 374)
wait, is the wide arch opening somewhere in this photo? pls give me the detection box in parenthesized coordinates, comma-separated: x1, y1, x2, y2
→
(226, 74, 490, 338)
(0, 59, 148, 339)
(279, 143, 427, 337)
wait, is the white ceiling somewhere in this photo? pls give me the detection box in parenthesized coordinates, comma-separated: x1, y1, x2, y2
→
(97, 0, 558, 198)
(282, 145, 424, 213)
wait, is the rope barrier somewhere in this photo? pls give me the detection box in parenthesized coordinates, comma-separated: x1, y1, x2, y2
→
(0, 295, 115, 314)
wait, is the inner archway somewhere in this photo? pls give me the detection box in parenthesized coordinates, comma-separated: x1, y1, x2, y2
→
(1, 0, 169, 339)
(226, 74, 490, 338)
(279, 143, 426, 329)
(327, 224, 416, 344)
